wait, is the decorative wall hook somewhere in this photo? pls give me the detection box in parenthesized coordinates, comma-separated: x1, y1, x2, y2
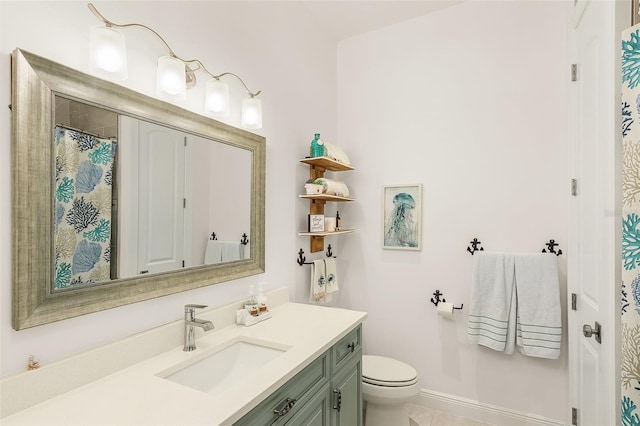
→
(297, 248, 307, 266)
(430, 290, 463, 310)
(542, 239, 563, 256)
(240, 233, 249, 245)
(430, 290, 445, 306)
(210, 232, 217, 240)
(326, 244, 333, 257)
(467, 238, 484, 255)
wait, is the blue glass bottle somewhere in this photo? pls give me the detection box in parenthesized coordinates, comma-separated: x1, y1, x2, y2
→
(310, 133, 324, 157)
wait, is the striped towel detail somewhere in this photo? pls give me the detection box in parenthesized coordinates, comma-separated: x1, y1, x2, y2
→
(467, 314, 509, 350)
(514, 254, 562, 359)
(467, 252, 516, 353)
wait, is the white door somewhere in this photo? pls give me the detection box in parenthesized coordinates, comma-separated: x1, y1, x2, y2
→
(137, 121, 186, 274)
(568, 1, 626, 424)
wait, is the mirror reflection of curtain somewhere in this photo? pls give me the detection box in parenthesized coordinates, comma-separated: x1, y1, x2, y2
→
(54, 126, 116, 289)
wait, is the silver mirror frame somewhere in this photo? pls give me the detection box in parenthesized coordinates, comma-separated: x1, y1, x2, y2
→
(11, 48, 265, 330)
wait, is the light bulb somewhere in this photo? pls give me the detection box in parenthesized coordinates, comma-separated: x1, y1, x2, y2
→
(205, 79, 230, 116)
(156, 56, 186, 101)
(241, 97, 262, 129)
(89, 25, 127, 80)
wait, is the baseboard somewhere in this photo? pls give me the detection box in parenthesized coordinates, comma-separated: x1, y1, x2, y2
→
(413, 389, 565, 426)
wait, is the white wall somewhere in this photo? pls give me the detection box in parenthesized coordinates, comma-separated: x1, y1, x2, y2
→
(336, 1, 572, 422)
(0, 1, 337, 377)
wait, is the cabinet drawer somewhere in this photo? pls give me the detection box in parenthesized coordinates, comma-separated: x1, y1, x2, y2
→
(332, 325, 361, 373)
(235, 351, 330, 426)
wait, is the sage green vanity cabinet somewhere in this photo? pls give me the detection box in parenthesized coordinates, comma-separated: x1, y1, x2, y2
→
(330, 356, 361, 426)
(235, 325, 362, 426)
(285, 382, 332, 425)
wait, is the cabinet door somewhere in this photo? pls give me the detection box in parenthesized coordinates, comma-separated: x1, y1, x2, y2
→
(331, 356, 362, 426)
(285, 383, 331, 426)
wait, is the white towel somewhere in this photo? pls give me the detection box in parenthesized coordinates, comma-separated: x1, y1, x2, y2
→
(221, 241, 242, 262)
(204, 240, 223, 264)
(313, 178, 350, 197)
(309, 259, 331, 303)
(467, 252, 517, 353)
(324, 258, 339, 294)
(514, 254, 562, 359)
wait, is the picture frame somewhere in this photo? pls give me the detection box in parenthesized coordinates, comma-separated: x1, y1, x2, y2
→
(308, 214, 325, 233)
(634, 0, 640, 26)
(382, 184, 422, 250)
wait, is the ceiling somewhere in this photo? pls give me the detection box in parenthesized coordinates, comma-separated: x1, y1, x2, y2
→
(299, 1, 464, 42)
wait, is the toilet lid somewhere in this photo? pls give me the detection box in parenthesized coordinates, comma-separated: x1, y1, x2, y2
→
(362, 355, 418, 387)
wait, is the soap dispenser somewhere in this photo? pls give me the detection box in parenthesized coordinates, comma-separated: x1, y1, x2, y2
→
(246, 284, 259, 316)
(257, 282, 268, 313)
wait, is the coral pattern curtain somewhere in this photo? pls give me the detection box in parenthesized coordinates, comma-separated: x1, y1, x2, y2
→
(53, 126, 115, 289)
(621, 25, 640, 426)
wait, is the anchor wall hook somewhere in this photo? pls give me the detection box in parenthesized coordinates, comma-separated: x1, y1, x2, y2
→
(431, 290, 445, 306)
(467, 238, 484, 255)
(542, 239, 563, 256)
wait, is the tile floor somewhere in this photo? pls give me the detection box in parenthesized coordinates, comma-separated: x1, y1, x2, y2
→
(407, 404, 494, 426)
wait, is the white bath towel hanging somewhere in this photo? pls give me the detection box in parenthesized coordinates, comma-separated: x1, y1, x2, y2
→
(467, 252, 517, 353)
(221, 241, 243, 262)
(204, 240, 224, 264)
(324, 258, 339, 294)
(513, 253, 562, 359)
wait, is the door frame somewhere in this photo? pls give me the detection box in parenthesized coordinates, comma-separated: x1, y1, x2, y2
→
(567, 1, 629, 424)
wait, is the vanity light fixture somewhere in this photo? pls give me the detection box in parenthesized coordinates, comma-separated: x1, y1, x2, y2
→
(87, 3, 262, 129)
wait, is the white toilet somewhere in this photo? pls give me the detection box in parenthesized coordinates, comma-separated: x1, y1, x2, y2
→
(362, 355, 420, 426)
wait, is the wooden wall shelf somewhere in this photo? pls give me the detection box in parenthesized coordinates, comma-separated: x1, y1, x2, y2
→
(299, 157, 354, 252)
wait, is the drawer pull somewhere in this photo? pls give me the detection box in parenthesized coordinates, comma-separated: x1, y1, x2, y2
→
(347, 342, 355, 353)
(333, 389, 342, 411)
(273, 398, 297, 419)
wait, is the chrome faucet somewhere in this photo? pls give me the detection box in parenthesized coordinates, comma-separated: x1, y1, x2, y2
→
(183, 304, 214, 352)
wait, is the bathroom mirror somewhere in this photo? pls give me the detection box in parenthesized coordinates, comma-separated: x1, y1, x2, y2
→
(11, 48, 265, 330)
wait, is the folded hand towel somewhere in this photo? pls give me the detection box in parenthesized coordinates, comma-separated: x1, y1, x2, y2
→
(467, 252, 517, 353)
(513, 254, 562, 359)
(314, 178, 350, 197)
(310, 259, 331, 303)
(324, 258, 339, 294)
(325, 142, 351, 165)
(204, 240, 223, 264)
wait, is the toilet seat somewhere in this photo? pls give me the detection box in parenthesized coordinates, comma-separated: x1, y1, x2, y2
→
(362, 355, 418, 387)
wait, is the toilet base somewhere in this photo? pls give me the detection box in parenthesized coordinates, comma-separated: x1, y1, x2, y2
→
(364, 400, 410, 426)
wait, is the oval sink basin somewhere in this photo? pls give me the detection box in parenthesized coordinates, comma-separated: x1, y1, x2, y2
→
(158, 337, 289, 397)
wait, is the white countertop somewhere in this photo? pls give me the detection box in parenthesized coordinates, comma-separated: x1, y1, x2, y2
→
(2, 302, 367, 426)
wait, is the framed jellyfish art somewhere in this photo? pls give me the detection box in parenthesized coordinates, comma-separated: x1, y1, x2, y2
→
(382, 184, 422, 250)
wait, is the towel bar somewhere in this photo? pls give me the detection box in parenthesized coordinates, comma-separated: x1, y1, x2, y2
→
(297, 246, 336, 265)
(466, 238, 563, 256)
(210, 231, 250, 245)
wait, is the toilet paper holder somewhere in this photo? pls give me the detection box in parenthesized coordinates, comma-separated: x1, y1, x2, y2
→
(430, 290, 463, 310)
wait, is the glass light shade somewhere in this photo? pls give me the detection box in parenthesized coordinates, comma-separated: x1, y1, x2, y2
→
(89, 25, 127, 80)
(156, 56, 186, 101)
(241, 97, 262, 129)
(204, 79, 230, 116)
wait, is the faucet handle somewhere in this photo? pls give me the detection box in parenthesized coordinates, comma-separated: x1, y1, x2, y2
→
(185, 304, 208, 312)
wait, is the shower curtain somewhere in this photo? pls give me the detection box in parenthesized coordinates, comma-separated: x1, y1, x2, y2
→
(53, 126, 116, 289)
(621, 25, 640, 426)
